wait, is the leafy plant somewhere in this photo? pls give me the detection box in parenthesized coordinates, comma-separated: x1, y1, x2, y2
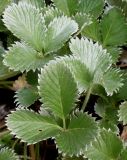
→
(1, 0, 127, 159)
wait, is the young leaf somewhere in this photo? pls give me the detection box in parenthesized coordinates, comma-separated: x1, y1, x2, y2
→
(52, 0, 79, 16)
(6, 109, 61, 144)
(38, 62, 78, 120)
(101, 8, 127, 46)
(118, 101, 127, 125)
(78, 0, 104, 18)
(68, 37, 123, 95)
(15, 87, 39, 107)
(56, 112, 98, 156)
(85, 129, 123, 160)
(0, 147, 19, 160)
(3, 2, 46, 51)
(44, 16, 78, 53)
(3, 42, 54, 72)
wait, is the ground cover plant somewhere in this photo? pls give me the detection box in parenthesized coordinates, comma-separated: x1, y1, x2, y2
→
(1, 0, 127, 159)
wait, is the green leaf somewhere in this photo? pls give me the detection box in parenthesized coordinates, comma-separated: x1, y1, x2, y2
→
(0, 47, 17, 80)
(52, 0, 79, 16)
(15, 87, 39, 107)
(106, 47, 121, 63)
(3, 42, 54, 72)
(69, 37, 111, 75)
(56, 112, 98, 156)
(101, 8, 127, 46)
(67, 37, 123, 95)
(43, 7, 63, 26)
(99, 120, 119, 133)
(38, 62, 78, 120)
(44, 16, 78, 53)
(118, 101, 127, 125)
(95, 98, 118, 123)
(6, 109, 61, 144)
(0, 147, 19, 160)
(82, 20, 101, 42)
(3, 2, 46, 51)
(101, 68, 123, 95)
(60, 56, 92, 93)
(73, 12, 92, 30)
(85, 129, 123, 160)
(21, 0, 45, 9)
(0, 0, 11, 15)
(78, 0, 104, 18)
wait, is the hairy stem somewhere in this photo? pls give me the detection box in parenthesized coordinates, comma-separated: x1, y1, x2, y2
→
(63, 118, 66, 130)
(82, 87, 92, 111)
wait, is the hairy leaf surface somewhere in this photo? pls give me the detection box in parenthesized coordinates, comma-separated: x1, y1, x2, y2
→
(3, 42, 53, 72)
(0, 147, 19, 160)
(44, 16, 78, 53)
(3, 2, 46, 51)
(38, 62, 78, 120)
(56, 112, 98, 156)
(6, 110, 61, 144)
(52, 0, 79, 16)
(118, 101, 127, 125)
(15, 87, 39, 107)
(101, 8, 127, 46)
(78, 0, 104, 18)
(85, 129, 123, 160)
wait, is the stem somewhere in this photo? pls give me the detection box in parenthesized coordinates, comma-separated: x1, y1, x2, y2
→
(63, 118, 66, 130)
(35, 143, 40, 160)
(82, 87, 92, 111)
(24, 143, 27, 160)
(29, 145, 36, 160)
(12, 139, 19, 150)
(0, 81, 14, 85)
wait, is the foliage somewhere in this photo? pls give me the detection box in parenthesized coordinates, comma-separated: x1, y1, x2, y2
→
(0, 0, 127, 159)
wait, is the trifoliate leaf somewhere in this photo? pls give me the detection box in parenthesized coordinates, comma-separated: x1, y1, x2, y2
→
(118, 101, 127, 125)
(0, 147, 19, 160)
(15, 87, 39, 107)
(101, 68, 123, 95)
(6, 109, 61, 144)
(56, 112, 98, 156)
(68, 37, 123, 95)
(85, 129, 123, 160)
(3, 42, 54, 72)
(3, 2, 46, 51)
(21, 0, 45, 9)
(38, 62, 78, 120)
(81, 20, 101, 42)
(101, 8, 127, 46)
(44, 16, 78, 53)
(78, 0, 104, 18)
(52, 0, 79, 16)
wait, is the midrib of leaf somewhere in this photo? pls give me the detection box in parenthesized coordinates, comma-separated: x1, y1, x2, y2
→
(102, 20, 114, 47)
